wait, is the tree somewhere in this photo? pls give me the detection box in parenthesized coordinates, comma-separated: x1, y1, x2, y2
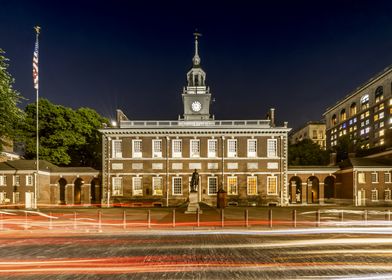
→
(21, 99, 108, 168)
(289, 139, 330, 166)
(332, 134, 362, 162)
(0, 49, 24, 150)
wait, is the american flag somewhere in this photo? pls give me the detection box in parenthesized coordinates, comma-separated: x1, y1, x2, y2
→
(33, 31, 39, 90)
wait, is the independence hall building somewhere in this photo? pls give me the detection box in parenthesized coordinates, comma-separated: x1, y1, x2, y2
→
(100, 35, 291, 207)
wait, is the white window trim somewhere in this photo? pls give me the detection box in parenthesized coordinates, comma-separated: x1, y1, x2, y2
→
(132, 177, 143, 196)
(132, 139, 143, 158)
(13, 175, 20, 187)
(384, 189, 391, 201)
(207, 176, 218, 195)
(152, 139, 162, 158)
(385, 172, 392, 184)
(247, 139, 257, 158)
(267, 175, 278, 195)
(172, 139, 182, 158)
(152, 177, 163, 196)
(267, 139, 278, 158)
(247, 176, 258, 196)
(112, 177, 123, 196)
(227, 176, 238, 195)
(190, 139, 200, 158)
(358, 172, 366, 184)
(208, 139, 217, 158)
(112, 140, 122, 158)
(26, 175, 33, 186)
(12, 192, 20, 204)
(0, 175, 5, 186)
(172, 176, 183, 196)
(371, 172, 379, 184)
(227, 139, 237, 158)
(371, 189, 378, 201)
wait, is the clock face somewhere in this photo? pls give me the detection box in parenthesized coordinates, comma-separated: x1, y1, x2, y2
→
(191, 101, 202, 112)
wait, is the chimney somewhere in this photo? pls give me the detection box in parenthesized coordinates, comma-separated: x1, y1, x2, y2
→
(270, 108, 275, 127)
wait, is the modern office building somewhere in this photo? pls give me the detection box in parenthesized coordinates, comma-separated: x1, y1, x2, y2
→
(323, 67, 392, 151)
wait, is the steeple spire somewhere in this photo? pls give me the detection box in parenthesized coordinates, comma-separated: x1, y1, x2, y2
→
(192, 32, 202, 66)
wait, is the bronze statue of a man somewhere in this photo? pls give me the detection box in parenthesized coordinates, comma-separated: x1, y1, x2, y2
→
(190, 169, 199, 192)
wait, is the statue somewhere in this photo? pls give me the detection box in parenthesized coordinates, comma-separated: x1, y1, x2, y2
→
(190, 169, 199, 192)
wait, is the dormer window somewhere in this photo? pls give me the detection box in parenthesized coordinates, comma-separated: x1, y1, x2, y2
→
(340, 109, 346, 121)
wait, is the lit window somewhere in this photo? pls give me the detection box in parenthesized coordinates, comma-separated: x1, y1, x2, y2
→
(227, 176, 237, 195)
(380, 130, 385, 137)
(340, 109, 346, 121)
(358, 172, 366, 184)
(380, 121, 385, 128)
(190, 139, 200, 158)
(385, 172, 391, 183)
(247, 139, 257, 158)
(227, 139, 237, 158)
(267, 139, 277, 158)
(208, 139, 217, 158)
(208, 177, 218, 195)
(365, 127, 370, 134)
(0, 175, 6, 186)
(26, 175, 33, 186)
(0, 192, 6, 204)
(350, 103, 357, 116)
(152, 177, 163, 196)
(379, 112, 384, 119)
(132, 140, 142, 158)
(374, 114, 379, 121)
(172, 139, 182, 158)
(132, 177, 143, 196)
(172, 177, 182, 195)
(112, 140, 122, 158)
(331, 114, 337, 126)
(152, 139, 162, 158)
(247, 177, 257, 195)
(371, 189, 378, 201)
(371, 172, 378, 183)
(267, 176, 278, 195)
(385, 189, 391, 201)
(360, 94, 369, 110)
(13, 175, 20, 186)
(375, 86, 384, 103)
(13, 192, 20, 204)
(112, 177, 123, 196)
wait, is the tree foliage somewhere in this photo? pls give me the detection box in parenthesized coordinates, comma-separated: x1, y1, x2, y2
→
(21, 98, 108, 168)
(332, 134, 363, 162)
(289, 139, 330, 166)
(0, 49, 24, 149)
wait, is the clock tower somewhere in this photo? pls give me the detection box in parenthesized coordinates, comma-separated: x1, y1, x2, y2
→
(181, 33, 212, 121)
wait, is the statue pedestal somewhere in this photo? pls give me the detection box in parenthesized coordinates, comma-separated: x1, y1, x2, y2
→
(185, 192, 202, 214)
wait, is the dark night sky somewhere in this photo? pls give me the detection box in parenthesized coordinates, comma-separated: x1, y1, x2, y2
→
(2, 0, 392, 129)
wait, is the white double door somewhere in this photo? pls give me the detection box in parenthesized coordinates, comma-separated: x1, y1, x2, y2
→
(357, 190, 366, 206)
(25, 192, 35, 209)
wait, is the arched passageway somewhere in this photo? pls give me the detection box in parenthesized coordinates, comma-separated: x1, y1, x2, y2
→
(324, 176, 335, 203)
(307, 176, 319, 204)
(289, 176, 302, 204)
(74, 178, 83, 205)
(90, 178, 101, 206)
(59, 178, 67, 205)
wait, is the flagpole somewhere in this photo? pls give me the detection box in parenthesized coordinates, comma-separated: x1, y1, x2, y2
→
(33, 26, 40, 210)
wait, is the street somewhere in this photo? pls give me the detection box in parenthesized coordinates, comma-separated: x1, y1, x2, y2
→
(1, 228, 392, 279)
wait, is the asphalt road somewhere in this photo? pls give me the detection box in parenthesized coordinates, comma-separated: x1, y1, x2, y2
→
(1, 228, 392, 279)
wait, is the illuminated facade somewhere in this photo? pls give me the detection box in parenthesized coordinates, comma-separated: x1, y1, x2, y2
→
(100, 35, 291, 207)
(323, 67, 392, 151)
(289, 121, 326, 149)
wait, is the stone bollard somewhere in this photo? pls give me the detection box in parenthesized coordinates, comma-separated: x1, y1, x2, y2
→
(316, 209, 321, 227)
(221, 209, 224, 228)
(123, 210, 127, 230)
(196, 208, 200, 227)
(269, 209, 273, 228)
(98, 210, 102, 231)
(147, 210, 151, 229)
(172, 209, 176, 228)
(292, 209, 297, 228)
(244, 209, 249, 228)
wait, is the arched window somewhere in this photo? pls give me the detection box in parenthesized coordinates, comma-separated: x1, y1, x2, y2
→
(340, 109, 346, 121)
(360, 94, 369, 110)
(375, 86, 384, 103)
(331, 114, 337, 126)
(350, 102, 357, 116)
